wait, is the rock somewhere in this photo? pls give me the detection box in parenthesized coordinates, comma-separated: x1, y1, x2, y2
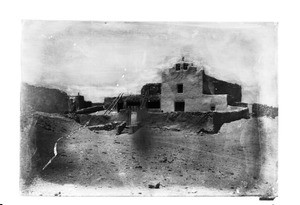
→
(148, 182, 160, 189)
(116, 121, 126, 135)
(54, 192, 61, 196)
(163, 125, 181, 131)
(159, 157, 168, 163)
(88, 121, 121, 132)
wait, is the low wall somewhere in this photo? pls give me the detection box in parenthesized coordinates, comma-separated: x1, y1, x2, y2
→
(161, 94, 227, 112)
(137, 111, 215, 133)
(196, 94, 228, 111)
(252, 103, 278, 119)
(212, 107, 250, 132)
(135, 107, 249, 134)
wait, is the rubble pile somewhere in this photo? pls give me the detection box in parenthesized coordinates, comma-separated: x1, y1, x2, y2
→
(87, 121, 122, 132)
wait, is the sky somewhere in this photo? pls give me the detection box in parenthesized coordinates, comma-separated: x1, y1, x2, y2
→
(21, 21, 277, 106)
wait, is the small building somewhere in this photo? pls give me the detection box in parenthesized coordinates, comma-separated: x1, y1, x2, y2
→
(141, 83, 161, 110)
(69, 93, 93, 112)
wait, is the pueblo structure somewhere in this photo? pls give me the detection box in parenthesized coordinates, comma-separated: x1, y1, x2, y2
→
(111, 57, 243, 114)
(160, 57, 241, 112)
(20, 57, 277, 197)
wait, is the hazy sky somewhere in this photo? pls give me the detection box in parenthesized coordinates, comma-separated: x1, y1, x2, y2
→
(21, 21, 277, 106)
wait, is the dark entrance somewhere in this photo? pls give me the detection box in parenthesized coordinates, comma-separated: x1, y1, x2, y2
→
(126, 101, 141, 110)
(174, 101, 185, 111)
(147, 100, 160, 109)
(127, 101, 140, 107)
(117, 102, 124, 112)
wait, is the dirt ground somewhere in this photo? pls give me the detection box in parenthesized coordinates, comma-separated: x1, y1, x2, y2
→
(20, 112, 277, 197)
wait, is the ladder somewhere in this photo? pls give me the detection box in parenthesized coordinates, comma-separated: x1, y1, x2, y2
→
(104, 93, 124, 115)
(141, 96, 147, 109)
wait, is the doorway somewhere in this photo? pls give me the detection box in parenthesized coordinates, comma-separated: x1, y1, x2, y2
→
(174, 101, 185, 112)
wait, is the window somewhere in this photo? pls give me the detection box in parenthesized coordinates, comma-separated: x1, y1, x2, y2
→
(183, 63, 189, 70)
(174, 101, 185, 111)
(175, 63, 181, 71)
(210, 104, 216, 111)
(177, 84, 183, 93)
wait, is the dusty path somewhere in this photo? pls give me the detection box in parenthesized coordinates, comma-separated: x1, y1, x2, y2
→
(23, 118, 276, 196)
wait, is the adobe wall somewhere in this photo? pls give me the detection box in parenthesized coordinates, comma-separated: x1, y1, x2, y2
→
(203, 72, 242, 105)
(103, 97, 117, 108)
(161, 67, 204, 112)
(252, 103, 278, 118)
(135, 108, 249, 134)
(141, 83, 161, 96)
(21, 83, 69, 114)
(185, 95, 228, 112)
(212, 107, 250, 132)
(161, 66, 228, 112)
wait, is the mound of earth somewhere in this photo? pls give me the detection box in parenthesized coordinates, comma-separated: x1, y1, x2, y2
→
(20, 111, 81, 186)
